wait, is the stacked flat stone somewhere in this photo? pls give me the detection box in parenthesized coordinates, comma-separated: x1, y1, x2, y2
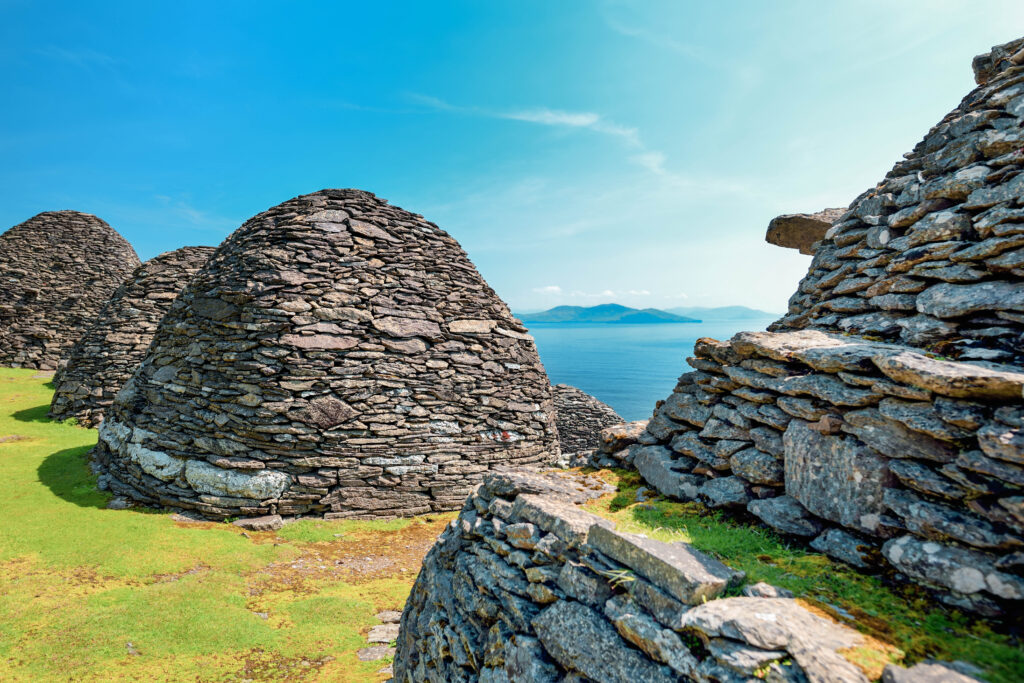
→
(91, 189, 559, 520)
(773, 36, 1024, 364)
(395, 470, 878, 683)
(552, 384, 623, 458)
(48, 246, 215, 427)
(629, 38, 1024, 617)
(0, 211, 140, 370)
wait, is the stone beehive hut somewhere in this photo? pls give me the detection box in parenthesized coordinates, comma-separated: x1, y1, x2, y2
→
(91, 189, 559, 520)
(49, 246, 215, 427)
(552, 384, 623, 458)
(625, 37, 1024, 617)
(0, 211, 140, 370)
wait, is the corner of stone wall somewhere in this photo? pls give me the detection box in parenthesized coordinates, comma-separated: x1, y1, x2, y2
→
(394, 469, 887, 682)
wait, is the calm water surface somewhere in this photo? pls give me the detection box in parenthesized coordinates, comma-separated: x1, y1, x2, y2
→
(528, 319, 777, 421)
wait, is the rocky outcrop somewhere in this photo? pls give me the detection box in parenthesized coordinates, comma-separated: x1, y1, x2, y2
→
(552, 384, 623, 460)
(631, 39, 1024, 616)
(49, 246, 214, 427)
(0, 211, 140, 370)
(766, 208, 845, 255)
(772, 37, 1024, 365)
(90, 189, 559, 520)
(394, 470, 876, 682)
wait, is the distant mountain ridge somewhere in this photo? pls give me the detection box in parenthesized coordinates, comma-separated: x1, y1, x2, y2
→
(517, 304, 699, 324)
(666, 305, 779, 320)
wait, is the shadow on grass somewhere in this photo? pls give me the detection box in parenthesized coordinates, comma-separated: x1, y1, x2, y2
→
(12, 403, 52, 423)
(37, 445, 108, 509)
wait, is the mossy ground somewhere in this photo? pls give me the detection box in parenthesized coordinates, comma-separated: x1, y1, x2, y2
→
(0, 368, 453, 682)
(584, 468, 1023, 683)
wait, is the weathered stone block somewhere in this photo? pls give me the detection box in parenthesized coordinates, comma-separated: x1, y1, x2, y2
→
(784, 420, 894, 533)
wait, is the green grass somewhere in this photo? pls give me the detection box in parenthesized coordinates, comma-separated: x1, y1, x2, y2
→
(585, 469, 1024, 683)
(3, 368, 1020, 681)
(0, 368, 444, 682)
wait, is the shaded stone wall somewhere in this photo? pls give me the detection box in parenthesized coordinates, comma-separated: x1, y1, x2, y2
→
(49, 246, 215, 427)
(629, 39, 1024, 617)
(552, 384, 623, 457)
(394, 470, 880, 683)
(91, 189, 559, 520)
(0, 211, 140, 370)
(773, 37, 1024, 364)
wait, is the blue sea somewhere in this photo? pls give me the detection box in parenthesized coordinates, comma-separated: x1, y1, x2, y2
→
(529, 318, 778, 422)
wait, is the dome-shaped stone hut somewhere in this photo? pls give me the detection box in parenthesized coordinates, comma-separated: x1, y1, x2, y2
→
(49, 246, 215, 427)
(0, 211, 140, 370)
(552, 384, 623, 457)
(91, 189, 559, 519)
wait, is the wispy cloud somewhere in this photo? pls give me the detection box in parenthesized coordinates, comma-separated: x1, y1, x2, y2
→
(409, 94, 641, 147)
(532, 285, 562, 294)
(411, 93, 762, 202)
(36, 46, 117, 70)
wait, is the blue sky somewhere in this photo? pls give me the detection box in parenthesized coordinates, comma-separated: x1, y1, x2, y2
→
(1, 1, 1021, 313)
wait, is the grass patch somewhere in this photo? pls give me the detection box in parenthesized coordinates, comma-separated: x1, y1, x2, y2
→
(0, 368, 443, 681)
(584, 468, 1023, 683)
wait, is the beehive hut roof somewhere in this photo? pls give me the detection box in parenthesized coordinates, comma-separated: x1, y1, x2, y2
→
(49, 246, 215, 427)
(773, 39, 1024, 364)
(0, 211, 140, 370)
(91, 189, 559, 519)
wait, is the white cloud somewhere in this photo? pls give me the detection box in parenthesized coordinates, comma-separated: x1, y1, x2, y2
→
(627, 289, 651, 296)
(532, 285, 562, 294)
(664, 292, 690, 299)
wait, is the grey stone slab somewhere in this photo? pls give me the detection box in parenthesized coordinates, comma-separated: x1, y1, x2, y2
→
(784, 420, 895, 533)
(531, 601, 675, 683)
(587, 525, 743, 605)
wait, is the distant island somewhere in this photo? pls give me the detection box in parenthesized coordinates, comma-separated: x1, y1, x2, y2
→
(517, 304, 699, 324)
(516, 303, 781, 324)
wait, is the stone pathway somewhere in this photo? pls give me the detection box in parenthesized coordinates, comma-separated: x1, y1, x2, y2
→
(357, 610, 402, 676)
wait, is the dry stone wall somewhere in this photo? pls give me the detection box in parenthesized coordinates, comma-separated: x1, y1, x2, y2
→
(773, 37, 1024, 364)
(0, 211, 140, 370)
(394, 470, 882, 683)
(634, 330, 1024, 616)
(49, 246, 215, 427)
(552, 384, 623, 460)
(628, 39, 1024, 617)
(91, 189, 559, 520)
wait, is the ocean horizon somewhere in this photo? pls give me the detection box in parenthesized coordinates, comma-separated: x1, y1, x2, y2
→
(528, 318, 778, 422)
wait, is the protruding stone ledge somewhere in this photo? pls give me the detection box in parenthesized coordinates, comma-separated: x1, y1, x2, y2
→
(766, 208, 845, 254)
